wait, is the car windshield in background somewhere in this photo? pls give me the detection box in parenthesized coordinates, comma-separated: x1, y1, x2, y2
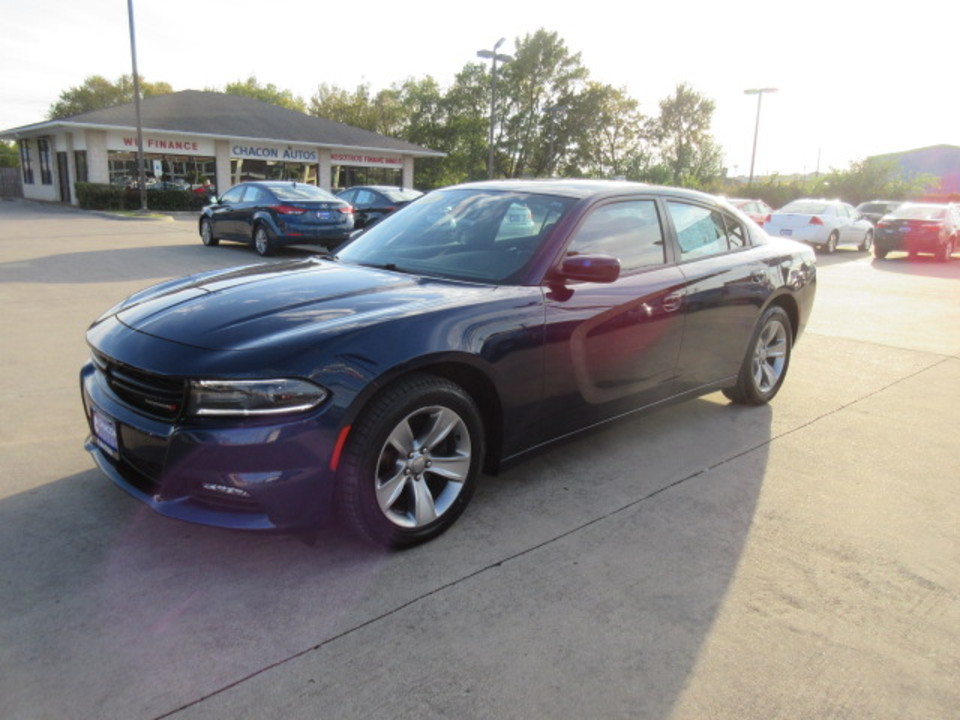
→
(781, 201, 830, 214)
(888, 204, 946, 220)
(271, 184, 337, 202)
(335, 188, 574, 284)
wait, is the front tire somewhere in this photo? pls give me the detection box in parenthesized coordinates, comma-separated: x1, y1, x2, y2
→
(253, 225, 273, 257)
(200, 218, 219, 247)
(723, 306, 792, 406)
(335, 374, 484, 549)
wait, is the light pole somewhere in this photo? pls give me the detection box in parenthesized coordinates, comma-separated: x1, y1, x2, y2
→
(477, 38, 513, 179)
(743, 87, 777, 185)
(127, 0, 148, 211)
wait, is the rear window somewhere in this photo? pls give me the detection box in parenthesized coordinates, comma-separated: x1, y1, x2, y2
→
(269, 184, 337, 202)
(888, 204, 946, 221)
(382, 188, 423, 203)
(781, 201, 830, 215)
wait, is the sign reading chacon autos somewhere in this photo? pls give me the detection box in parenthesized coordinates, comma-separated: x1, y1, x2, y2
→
(231, 144, 318, 162)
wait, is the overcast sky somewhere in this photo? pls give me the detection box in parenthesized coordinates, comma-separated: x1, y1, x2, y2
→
(2, 0, 957, 177)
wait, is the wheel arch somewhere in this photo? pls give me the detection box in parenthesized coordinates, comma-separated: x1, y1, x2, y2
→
(343, 355, 505, 476)
(764, 291, 800, 342)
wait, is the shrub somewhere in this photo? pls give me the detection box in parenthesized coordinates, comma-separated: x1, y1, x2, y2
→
(75, 182, 210, 211)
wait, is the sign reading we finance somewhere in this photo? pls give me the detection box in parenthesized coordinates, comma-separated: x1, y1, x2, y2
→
(107, 132, 215, 155)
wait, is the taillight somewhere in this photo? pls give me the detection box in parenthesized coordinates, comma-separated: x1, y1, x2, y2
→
(809, 216, 824, 225)
(919, 222, 942, 231)
(273, 205, 305, 215)
(762, 214, 771, 225)
(338, 205, 354, 215)
(877, 221, 889, 228)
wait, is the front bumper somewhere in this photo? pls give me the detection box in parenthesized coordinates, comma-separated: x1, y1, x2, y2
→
(80, 362, 338, 531)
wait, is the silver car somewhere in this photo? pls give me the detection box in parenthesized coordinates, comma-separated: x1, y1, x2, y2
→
(765, 199, 874, 254)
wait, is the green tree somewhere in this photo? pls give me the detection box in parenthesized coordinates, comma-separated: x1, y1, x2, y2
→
(47, 75, 173, 118)
(309, 82, 405, 136)
(0, 140, 19, 168)
(565, 82, 649, 178)
(649, 83, 723, 187)
(496, 29, 589, 178)
(219, 76, 306, 113)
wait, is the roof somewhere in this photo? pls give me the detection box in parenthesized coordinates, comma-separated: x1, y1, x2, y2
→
(448, 178, 717, 203)
(0, 90, 443, 157)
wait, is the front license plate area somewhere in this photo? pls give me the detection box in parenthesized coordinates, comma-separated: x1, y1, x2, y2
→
(93, 409, 119, 457)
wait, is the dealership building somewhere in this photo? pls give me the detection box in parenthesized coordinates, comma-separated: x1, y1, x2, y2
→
(0, 90, 444, 204)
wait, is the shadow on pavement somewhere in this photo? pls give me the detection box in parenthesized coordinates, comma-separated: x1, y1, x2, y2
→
(0, 243, 320, 285)
(871, 253, 960, 279)
(0, 395, 772, 719)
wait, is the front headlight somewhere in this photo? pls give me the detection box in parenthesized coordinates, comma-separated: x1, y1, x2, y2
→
(188, 378, 328, 417)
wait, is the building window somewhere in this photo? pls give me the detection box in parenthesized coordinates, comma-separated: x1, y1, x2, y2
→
(38, 137, 53, 185)
(19, 140, 34, 185)
(75, 151, 88, 183)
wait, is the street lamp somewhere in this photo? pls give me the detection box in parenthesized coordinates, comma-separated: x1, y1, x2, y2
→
(127, 0, 148, 211)
(743, 87, 777, 185)
(477, 38, 513, 179)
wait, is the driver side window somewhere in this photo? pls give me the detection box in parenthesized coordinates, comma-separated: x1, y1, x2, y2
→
(566, 200, 666, 272)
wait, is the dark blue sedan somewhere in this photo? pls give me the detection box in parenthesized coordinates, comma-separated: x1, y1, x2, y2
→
(81, 180, 817, 548)
(198, 181, 355, 256)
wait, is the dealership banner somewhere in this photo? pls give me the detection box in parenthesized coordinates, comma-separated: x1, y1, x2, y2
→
(231, 143, 318, 162)
(107, 132, 215, 156)
(330, 152, 403, 168)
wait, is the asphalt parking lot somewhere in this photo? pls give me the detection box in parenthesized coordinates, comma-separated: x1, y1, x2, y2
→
(1, 197, 958, 720)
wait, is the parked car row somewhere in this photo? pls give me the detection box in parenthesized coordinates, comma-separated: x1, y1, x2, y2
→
(731, 195, 957, 262)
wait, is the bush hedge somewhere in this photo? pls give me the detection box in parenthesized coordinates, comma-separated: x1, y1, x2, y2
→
(75, 182, 210, 211)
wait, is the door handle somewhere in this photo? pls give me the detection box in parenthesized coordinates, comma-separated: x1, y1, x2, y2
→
(663, 291, 683, 313)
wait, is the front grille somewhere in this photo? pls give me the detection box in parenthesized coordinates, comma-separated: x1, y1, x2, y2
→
(92, 351, 187, 420)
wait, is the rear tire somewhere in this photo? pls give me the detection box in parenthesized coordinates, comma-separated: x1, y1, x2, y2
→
(823, 231, 839, 254)
(254, 225, 273, 257)
(722, 306, 792, 406)
(859, 230, 873, 252)
(335, 373, 484, 549)
(874, 246, 888, 260)
(936, 238, 953, 263)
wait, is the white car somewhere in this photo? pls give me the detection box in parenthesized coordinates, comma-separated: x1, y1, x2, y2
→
(765, 199, 874, 253)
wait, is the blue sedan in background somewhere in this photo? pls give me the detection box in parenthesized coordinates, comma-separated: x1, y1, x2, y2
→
(198, 181, 355, 256)
(83, 180, 816, 548)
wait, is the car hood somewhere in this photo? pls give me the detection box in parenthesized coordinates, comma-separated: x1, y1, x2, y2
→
(104, 258, 491, 352)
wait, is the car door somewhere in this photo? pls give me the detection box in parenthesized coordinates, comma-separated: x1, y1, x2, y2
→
(664, 200, 771, 391)
(235, 185, 272, 241)
(208, 185, 248, 239)
(539, 197, 686, 441)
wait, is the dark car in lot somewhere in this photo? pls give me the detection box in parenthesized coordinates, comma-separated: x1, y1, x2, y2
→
(856, 200, 903, 227)
(81, 180, 817, 548)
(336, 185, 423, 229)
(198, 181, 354, 256)
(874, 202, 959, 261)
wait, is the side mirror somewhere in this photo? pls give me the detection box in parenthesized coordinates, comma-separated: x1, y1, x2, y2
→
(557, 254, 620, 283)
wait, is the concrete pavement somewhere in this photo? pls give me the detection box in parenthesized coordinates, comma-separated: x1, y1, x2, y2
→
(1, 198, 957, 719)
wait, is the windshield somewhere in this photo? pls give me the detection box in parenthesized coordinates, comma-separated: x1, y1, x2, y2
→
(335, 188, 574, 283)
(888, 204, 946, 221)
